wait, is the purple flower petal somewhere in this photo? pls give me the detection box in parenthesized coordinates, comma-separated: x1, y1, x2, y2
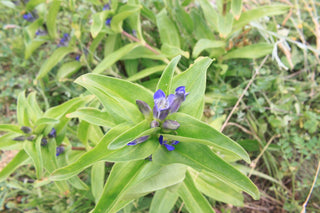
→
(154, 89, 166, 100)
(172, 140, 179, 145)
(164, 144, 175, 151)
(159, 135, 164, 145)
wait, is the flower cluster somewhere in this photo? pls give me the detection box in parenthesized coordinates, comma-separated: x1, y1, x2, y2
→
(22, 13, 35, 22)
(57, 33, 69, 47)
(127, 86, 189, 151)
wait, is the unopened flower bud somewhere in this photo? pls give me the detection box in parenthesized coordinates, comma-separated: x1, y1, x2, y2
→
(127, 135, 150, 146)
(27, 135, 36, 141)
(41, 137, 48, 146)
(48, 128, 56, 138)
(136, 100, 151, 117)
(20, 126, 32, 134)
(13, 135, 26, 141)
(162, 120, 180, 130)
(56, 146, 65, 156)
(150, 120, 159, 128)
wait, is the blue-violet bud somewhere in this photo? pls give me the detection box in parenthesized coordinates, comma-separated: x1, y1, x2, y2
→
(136, 100, 151, 117)
(162, 120, 180, 130)
(48, 128, 56, 138)
(20, 126, 32, 134)
(41, 137, 48, 146)
(56, 146, 65, 156)
(13, 136, 26, 141)
(127, 135, 150, 146)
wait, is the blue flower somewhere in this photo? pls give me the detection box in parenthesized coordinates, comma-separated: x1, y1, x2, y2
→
(103, 4, 110, 10)
(56, 146, 64, 156)
(127, 86, 188, 150)
(48, 128, 56, 138)
(105, 18, 112, 26)
(57, 33, 69, 47)
(159, 135, 178, 151)
(41, 137, 48, 146)
(23, 13, 35, 22)
(75, 55, 80, 61)
(153, 89, 175, 120)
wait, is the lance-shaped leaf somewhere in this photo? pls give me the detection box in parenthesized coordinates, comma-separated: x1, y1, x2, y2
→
(156, 9, 180, 48)
(193, 39, 225, 58)
(0, 150, 29, 182)
(92, 43, 140, 74)
(156, 55, 181, 95)
(92, 161, 149, 213)
(123, 164, 187, 199)
(91, 161, 105, 202)
(0, 124, 23, 134)
(149, 188, 179, 213)
(0, 133, 23, 150)
(75, 74, 153, 122)
(47, 0, 60, 39)
(23, 137, 43, 179)
(67, 107, 116, 127)
(223, 43, 273, 60)
(108, 120, 159, 149)
(110, 4, 141, 33)
(36, 47, 74, 79)
(189, 169, 244, 206)
(50, 123, 158, 181)
(164, 112, 250, 162)
(153, 142, 260, 200)
(171, 57, 212, 119)
(177, 171, 215, 213)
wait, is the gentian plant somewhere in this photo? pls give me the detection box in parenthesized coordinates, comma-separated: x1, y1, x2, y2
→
(0, 56, 259, 212)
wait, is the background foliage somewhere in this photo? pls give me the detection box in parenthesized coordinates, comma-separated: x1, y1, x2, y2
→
(0, 0, 319, 212)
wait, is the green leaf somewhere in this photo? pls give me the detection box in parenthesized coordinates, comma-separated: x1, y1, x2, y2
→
(25, 38, 49, 59)
(68, 176, 89, 191)
(156, 55, 181, 95)
(47, 0, 61, 39)
(0, 125, 22, 134)
(23, 138, 43, 179)
(198, 0, 218, 31)
(111, 4, 141, 33)
(26, 0, 45, 11)
(17, 91, 31, 126)
(92, 161, 147, 213)
(41, 137, 58, 173)
(44, 96, 92, 119)
(92, 43, 140, 74)
(67, 107, 116, 128)
(123, 164, 187, 199)
(91, 162, 105, 202)
(50, 123, 158, 181)
(190, 169, 244, 206)
(127, 65, 166, 82)
(121, 46, 165, 60)
(175, 5, 194, 34)
(156, 9, 180, 48)
(223, 43, 273, 60)
(231, 0, 243, 19)
(36, 47, 74, 79)
(27, 92, 43, 121)
(171, 57, 212, 119)
(0, 150, 29, 182)
(91, 11, 109, 38)
(149, 189, 179, 213)
(0, 1, 16, 8)
(108, 120, 150, 149)
(165, 112, 250, 162)
(217, 13, 233, 38)
(232, 5, 289, 32)
(56, 61, 82, 81)
(193, 39, 225, 58)
(177, 171, 215, 213)
(0, 133, 23, 150)
(88, 33, 105, 63)
(153, 142, 260, 200)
